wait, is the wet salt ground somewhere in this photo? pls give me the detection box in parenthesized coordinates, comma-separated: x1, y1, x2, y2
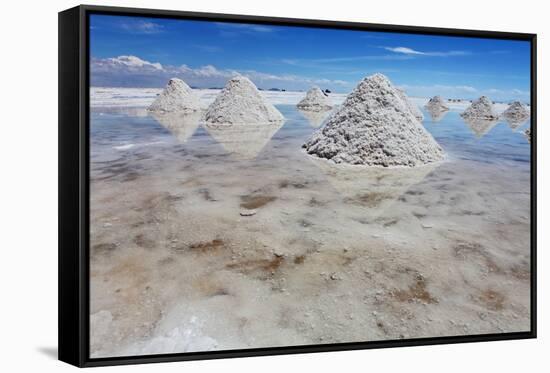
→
(89, 105, 531, 358)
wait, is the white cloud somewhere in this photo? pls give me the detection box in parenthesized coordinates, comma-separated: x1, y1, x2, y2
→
(90, 55, 164, 80)
(279, 54, 412, 68)
(384, 46, 470, 57)
(384, 47, 425, 55)
(90, 55, 352, 91)
(103, 55, 163, 70)
(119, 20, 164, 34)
(398, 83, 529, 101)
(215, 22, 275, 36)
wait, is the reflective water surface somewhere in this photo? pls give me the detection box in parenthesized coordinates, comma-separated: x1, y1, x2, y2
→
(89, 104, 531, 358)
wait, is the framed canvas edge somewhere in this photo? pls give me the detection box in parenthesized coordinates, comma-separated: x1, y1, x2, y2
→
(58, 4, 537, 368)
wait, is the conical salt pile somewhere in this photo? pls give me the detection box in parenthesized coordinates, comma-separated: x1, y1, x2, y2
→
(303, 74, 445, 167)
(524, 128, 531, 144)
(297, 87, 333, 112)
(424, 96, 449, 112)
(204, 75, 284, 125)
(502, 101, 529, 121)
(148, 78, 200, 113)
(397, 88, 424, 121)
(460, 96, 498, 119)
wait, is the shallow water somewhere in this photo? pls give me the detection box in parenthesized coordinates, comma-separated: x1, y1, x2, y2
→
(89, 105, 531, 358)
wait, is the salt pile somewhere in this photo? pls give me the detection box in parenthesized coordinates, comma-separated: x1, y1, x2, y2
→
(424, 96, 449, 112)
(148, 78, 200, 113)
(524, 128, 531, 144)
(502, 101, 530, 130)
(502, 101, 529, 120)
(204, 75, 284, 125)
(296, 87, 333, 112)
(303, 73, 445, 167)
(461, 96, 498, 119)
(397, 88, 424, 121)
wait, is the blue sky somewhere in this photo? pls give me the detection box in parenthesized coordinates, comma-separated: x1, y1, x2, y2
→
(90, 14, 531, 101)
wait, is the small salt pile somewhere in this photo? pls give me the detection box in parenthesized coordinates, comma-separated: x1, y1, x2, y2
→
(461, 96, 498, 119)
(524, 128, 531, 144)
(397, 88, 424, 121)
(303, 73, 445, 167)
(502, 101, 530, 121)
(204, 75, 284, 125)
(424, 96, 449, 112)
(148, 78, 200, 113)
(297, 87, 333, 112)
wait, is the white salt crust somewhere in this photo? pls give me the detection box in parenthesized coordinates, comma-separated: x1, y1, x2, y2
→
(148, 78, 201, 113)
(204, 75, 284, 125)
(303, 74, 445, 167)
(296, 87, 333, 112)
(461, 96, 499, 119)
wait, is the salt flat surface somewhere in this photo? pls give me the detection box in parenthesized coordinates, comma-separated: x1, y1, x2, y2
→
(89, 101, 531, 358)
(90, 87, 349, 108)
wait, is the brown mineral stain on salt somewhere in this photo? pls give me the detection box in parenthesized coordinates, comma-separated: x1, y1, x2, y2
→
(393, 275, 438, 304)
(239, 195, 277, 209)
(478, 289, 505, 311)
(226, 255, 285, 278)
(188, 239, 225, 253)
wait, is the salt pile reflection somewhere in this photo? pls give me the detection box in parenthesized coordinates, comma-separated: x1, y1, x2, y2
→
(150, 111, 202, 143)
(462, 116, 500, 138)
(204, 121, 284, 160)
(309, 156, 439, 221)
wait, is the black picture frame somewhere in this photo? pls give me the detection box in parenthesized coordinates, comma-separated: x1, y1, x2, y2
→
(59, 4, 537, 368)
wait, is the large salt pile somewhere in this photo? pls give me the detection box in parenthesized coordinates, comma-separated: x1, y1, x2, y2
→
(397, 88, 424, 121)
(204, 75, 284, 124)
(303, 74, 444, 167)
(424, 96, 449, 112)
(148, 78, 200, 113)
(296, 87, 333, 112)
(460, 96, 498, 119)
